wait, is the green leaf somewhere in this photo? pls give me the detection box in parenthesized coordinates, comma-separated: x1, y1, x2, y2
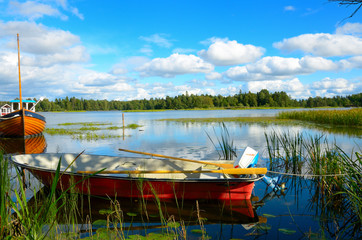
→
(278, 228, 296, 235)
(167, 222, 180, 228)
(262, 213, 276, 218)
(191, 229, 206, 234)
(126, 212, 138, 217)
(99, 209, 113, 215)
(92, 219, 108, 226)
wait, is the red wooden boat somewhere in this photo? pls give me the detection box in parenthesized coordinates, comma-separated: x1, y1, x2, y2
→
(0, 34, 46, 137)
(11, 153, 265, 200)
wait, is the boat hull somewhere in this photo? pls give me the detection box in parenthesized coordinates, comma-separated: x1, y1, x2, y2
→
(11, 153, 263, 200)
(0, 109, 46, 137)
(26, 168, 256, 200)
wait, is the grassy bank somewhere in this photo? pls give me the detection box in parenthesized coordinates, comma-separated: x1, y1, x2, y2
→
(277, 108, 362, 126)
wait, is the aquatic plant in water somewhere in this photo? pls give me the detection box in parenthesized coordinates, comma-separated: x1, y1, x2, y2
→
(206, 122, 237, 160)
(264, 130, 362, 238)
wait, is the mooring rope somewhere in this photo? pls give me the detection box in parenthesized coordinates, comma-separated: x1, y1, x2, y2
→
(267, 170, 348, 177)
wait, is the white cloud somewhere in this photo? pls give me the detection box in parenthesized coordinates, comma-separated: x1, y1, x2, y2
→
(225, 56, 338, 81)
(111, 56, 150, 75)
(8, 1, 67, 20)
(172, 48, 196, 54)
(205, 72, 223, 80)
(335, 22, 362, 35)
(284, 6, 296, 11)
(247, 78, 310, 99)
(273, 33, 362, 57)
(198, 38, 265, 66)
(0, 21, 81, 54)
(137, 53, 214, 78)
(139, 33, 173, 48)
(311, 77, 361, 95)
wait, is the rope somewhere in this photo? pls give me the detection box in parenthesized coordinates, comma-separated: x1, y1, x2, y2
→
(267, 170, 348, 177)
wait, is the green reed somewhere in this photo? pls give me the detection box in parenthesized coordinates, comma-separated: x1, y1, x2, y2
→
(0, 151, 11, 238)
(206, 122, 237, 160)
(277, 108, 362, 126)
(265, 130, 361, 237)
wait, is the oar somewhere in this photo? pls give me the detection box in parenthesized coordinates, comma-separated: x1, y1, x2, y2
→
(77, 167, 267, 175)
(118, 148, 235, 169)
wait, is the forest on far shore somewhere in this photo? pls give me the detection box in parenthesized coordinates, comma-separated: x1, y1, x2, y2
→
(1, 89, 361, 112)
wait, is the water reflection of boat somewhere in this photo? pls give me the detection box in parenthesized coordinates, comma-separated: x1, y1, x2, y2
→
(11, 153, 265, 200)
(27, 191, 262, 226)
(0, 134, 46, 154)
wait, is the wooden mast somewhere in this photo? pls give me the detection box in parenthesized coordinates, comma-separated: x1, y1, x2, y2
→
(17, 33, 26, 137)
(17, 33, 23, 110)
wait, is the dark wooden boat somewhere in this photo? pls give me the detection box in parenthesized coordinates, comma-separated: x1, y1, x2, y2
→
(0, 109, 46, 137)
(0, 34, 46, 137)
(11, 153, 266, 200)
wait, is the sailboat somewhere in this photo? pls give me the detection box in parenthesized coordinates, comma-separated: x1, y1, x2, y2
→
(0, 34, 46, 137)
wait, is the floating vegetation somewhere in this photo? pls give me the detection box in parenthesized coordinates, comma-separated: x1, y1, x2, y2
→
(45, 128, 81, 135)
(79, 126, 102, 131)
(160, 116, 284, 124)
(73, 133, 123, 140)
(58, 122, 111, 126)
(44, 122, 142, 140)
(277, 108, 362, 126)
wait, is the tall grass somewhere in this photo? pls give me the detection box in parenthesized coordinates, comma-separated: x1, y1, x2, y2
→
(206, 122, 237, 160)
(265, 130, 362, 237)
(277, 108, 362, 126)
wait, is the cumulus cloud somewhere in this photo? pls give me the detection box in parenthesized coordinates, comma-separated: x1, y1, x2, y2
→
(335, 22, 362, 35)
(111, 56, 150, 75)
(6, 0, 84, 20)
(137, 53, 214, 78)
(205, 72, 223, 80)
(273, 33, 362, 57)
(225, 56, 338, 81)
(198, 38, 265, 66)
(8, 1, 67, 20)
(247, 78, 310, 99)
(0, 21, 81, 54)
(311, 77, 361, 95)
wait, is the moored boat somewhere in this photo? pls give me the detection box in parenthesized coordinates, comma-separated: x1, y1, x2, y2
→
(0, 108, 46, 137)
(0, 34, 46, 138)
(11, 151, 266, 200)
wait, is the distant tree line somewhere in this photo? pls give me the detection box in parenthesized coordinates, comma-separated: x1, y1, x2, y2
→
(5, 90, 361, 112)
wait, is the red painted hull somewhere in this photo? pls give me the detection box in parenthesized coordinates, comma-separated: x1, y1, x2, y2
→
(28, 168, 256, 200)
(0, 109, 46, 137)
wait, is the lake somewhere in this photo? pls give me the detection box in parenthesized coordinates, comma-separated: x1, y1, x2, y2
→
(5, 109, 362, 239)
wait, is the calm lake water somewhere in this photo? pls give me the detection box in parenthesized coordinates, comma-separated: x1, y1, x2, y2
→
(7, 109, 362, 239)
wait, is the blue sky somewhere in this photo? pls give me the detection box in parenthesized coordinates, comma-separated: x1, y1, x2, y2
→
(0, 0, 361, 101)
